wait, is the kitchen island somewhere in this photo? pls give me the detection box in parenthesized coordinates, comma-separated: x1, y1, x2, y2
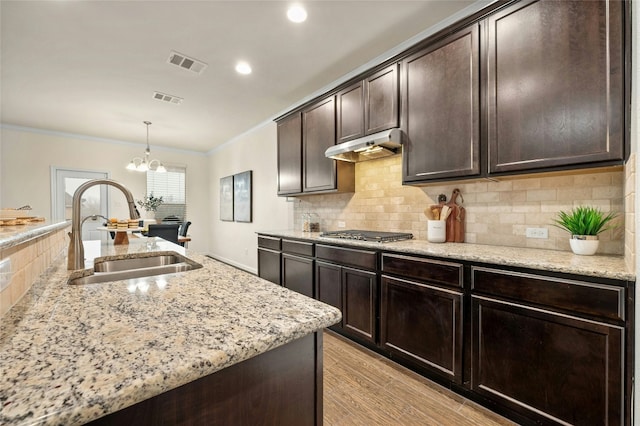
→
(0, 237, 341, 425)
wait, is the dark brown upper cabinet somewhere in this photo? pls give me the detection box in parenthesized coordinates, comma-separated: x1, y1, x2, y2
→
(336, 64, 399, 144)
(302, 96, 354, 194)
(487, 0, 625, 174)
(277, 113, 302, 196)
(402, 24, 480, 183)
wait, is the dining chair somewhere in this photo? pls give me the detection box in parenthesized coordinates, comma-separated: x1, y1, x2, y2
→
(178, 221, 191, 247)
(147, 224, 180, 244)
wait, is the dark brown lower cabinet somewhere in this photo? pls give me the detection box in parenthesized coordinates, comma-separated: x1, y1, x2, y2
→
(258, 236, 281, 285)
(89, 333, 323, 425)
(472, 295, 624, 425)
(316, 260, 377, 344)
(256, 235, 632, 426)
(282, 253, 314, 298)
(258, 248, 281, 285)
(381, 276, 463, 384)
(316, 261, 343, 329)
(342, 266, 377, 343)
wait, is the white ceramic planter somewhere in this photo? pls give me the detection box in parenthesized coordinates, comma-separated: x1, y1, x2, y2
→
(569, 235, 600, 255)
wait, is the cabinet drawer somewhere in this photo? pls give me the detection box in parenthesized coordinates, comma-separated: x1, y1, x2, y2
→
(315, 244, 376, 270)
(282, 239, 314, 257)
(381, 254, 462, 288)
(258, 236, 281, 250)
(471, 267, 625, 321)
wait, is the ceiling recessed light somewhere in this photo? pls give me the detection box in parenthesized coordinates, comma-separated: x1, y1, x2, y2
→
(235, 61, 252, 75)
(287, 4, 307, 23)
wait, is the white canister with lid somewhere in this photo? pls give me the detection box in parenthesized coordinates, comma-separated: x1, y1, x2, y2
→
(427, 220, 446, 243)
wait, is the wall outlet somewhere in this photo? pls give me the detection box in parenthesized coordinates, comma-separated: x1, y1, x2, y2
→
(526, 227, 548, 239)
(337, 221, 346, 228)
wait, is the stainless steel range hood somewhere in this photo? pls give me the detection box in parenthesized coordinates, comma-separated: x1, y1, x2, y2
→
(325, 128, 402, 162)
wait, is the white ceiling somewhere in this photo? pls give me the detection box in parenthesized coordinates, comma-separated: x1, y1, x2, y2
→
(1, 0, 478, 153)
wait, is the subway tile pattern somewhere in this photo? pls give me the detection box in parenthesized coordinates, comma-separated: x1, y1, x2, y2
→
(294, 155, 626, 255)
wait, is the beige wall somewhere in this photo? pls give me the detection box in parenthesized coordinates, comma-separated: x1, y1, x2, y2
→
(207, 122, 292, 273)
(0, 127, 210, 253)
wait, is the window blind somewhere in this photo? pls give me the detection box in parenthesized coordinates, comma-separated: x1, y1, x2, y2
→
(147, 165, 187, 221)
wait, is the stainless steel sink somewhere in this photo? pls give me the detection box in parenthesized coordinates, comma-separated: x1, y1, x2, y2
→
(93, 255, 183, 272)
(68, 252, 203, 285)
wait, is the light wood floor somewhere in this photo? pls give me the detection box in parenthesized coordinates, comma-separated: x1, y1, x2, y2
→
(323, 331, 518, 426)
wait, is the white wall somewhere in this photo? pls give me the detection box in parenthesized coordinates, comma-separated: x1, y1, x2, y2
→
(207, 122, 292, 273)
(0, 126, 210, 253)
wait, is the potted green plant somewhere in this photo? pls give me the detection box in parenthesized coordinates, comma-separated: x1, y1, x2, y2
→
(552, 206, 618, 255)
(137, 193, 164, 218)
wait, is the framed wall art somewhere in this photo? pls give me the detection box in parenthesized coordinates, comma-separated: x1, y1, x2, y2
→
(233, 170, 252, 223)
(220, 175, 234, 221)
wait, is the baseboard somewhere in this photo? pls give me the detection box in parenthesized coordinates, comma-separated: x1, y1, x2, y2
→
(205, 253, 257, 275)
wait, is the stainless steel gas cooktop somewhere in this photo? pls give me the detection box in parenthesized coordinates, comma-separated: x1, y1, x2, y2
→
(319, 230, 413, 243)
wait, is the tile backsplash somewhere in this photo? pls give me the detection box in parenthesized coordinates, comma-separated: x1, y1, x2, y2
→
(294, 155, 626, 255)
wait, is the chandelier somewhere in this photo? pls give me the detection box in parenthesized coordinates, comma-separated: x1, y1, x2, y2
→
(126, 121, 166, 173)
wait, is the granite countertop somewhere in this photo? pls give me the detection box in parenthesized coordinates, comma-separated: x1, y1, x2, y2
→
(0, 220, 69, 250)
(258, 230, 635, 281)
(0, 238, 341, 425)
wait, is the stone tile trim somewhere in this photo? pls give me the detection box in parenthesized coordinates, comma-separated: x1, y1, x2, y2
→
(624, 152, 636, 273)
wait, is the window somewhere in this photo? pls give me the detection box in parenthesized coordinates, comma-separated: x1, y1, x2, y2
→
(147, 165, 187, 221)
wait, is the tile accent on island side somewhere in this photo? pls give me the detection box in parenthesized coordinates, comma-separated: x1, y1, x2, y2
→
(0, 222, 69, 316)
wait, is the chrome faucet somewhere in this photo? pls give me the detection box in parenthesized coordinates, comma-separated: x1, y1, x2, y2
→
(67, 179, 140, 270)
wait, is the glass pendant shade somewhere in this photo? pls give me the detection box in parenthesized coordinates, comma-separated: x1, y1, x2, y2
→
(126, 121, 166, 173)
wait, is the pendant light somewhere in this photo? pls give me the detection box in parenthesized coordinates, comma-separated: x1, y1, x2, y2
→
(126, 121, 166, 173)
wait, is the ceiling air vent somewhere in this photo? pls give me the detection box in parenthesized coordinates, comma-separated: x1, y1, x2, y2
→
(152, 91, 183, 105)
(167, 50, 208, 74)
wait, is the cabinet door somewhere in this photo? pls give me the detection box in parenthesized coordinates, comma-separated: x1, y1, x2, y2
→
(365, 64, 399, 135)
(342, 266, 377, 343)
(258, 248, 281, 285)
(336, 82, 365, 143)
(302, 96, 337, 192)
(380, 276, 463, 383)
(487, 0, 624, 173)
(282, 254, 314, 298)
(277, 113, 302, 195)
(316, 261, 343, 329)
(402, 24, 480, 183)
(472, 295, 623, 425)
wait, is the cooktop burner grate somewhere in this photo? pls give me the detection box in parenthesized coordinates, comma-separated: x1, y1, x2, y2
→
(319, 230, 413, 243)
